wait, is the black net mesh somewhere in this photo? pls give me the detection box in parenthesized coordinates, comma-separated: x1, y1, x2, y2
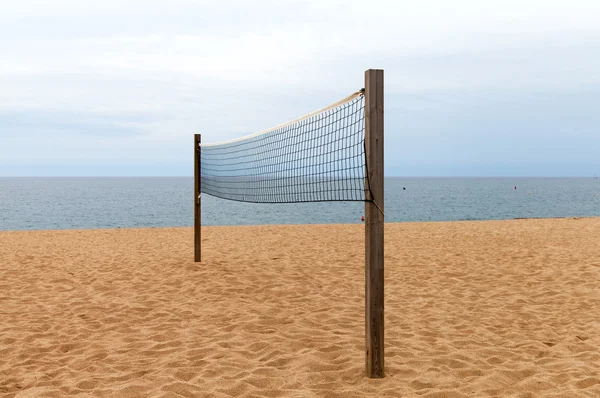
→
(200, 92, 366, 203)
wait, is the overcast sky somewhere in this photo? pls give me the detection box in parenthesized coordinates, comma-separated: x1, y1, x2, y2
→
(1, 0, 599, 176)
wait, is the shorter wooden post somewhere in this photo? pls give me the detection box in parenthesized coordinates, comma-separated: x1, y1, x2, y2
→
(194, 134, 201, 262)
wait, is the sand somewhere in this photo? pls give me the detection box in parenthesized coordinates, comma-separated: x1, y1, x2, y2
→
(1, 218, 599, 397)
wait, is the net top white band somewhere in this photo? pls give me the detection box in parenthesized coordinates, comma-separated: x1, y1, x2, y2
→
(200, 90, 363, 147)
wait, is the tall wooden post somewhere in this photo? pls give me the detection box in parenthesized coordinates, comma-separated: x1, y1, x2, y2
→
(364, 69, 384, 378)
(194, 134, 201, 262)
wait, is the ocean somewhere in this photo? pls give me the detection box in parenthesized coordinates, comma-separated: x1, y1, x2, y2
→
(1, 177, 599, 231)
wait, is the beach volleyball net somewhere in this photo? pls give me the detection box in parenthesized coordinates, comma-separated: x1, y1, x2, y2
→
(193, 69, 384, 378)
(199, 92, 366, 203)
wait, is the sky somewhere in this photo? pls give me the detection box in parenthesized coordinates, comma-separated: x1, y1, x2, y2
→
(0, 0, 599, 177)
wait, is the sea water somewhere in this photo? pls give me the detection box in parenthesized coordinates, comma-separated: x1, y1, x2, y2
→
(1, 177, 599, 231)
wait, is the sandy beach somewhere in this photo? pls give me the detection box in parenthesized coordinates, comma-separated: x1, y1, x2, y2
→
(1, 218, 599, 397)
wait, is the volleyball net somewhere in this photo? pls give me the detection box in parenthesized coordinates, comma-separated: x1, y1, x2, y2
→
(194, 69, 384, 379)
(199, 91, 367, 204)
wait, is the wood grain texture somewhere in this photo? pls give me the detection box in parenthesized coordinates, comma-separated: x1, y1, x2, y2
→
(364, 69, 385, 378)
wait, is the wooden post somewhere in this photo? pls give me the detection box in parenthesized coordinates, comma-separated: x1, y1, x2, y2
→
(194, 134, 201, 262)
(364, 69, 384, 378)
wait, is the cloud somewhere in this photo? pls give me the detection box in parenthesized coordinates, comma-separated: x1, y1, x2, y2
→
(0, 0, 599, 175)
